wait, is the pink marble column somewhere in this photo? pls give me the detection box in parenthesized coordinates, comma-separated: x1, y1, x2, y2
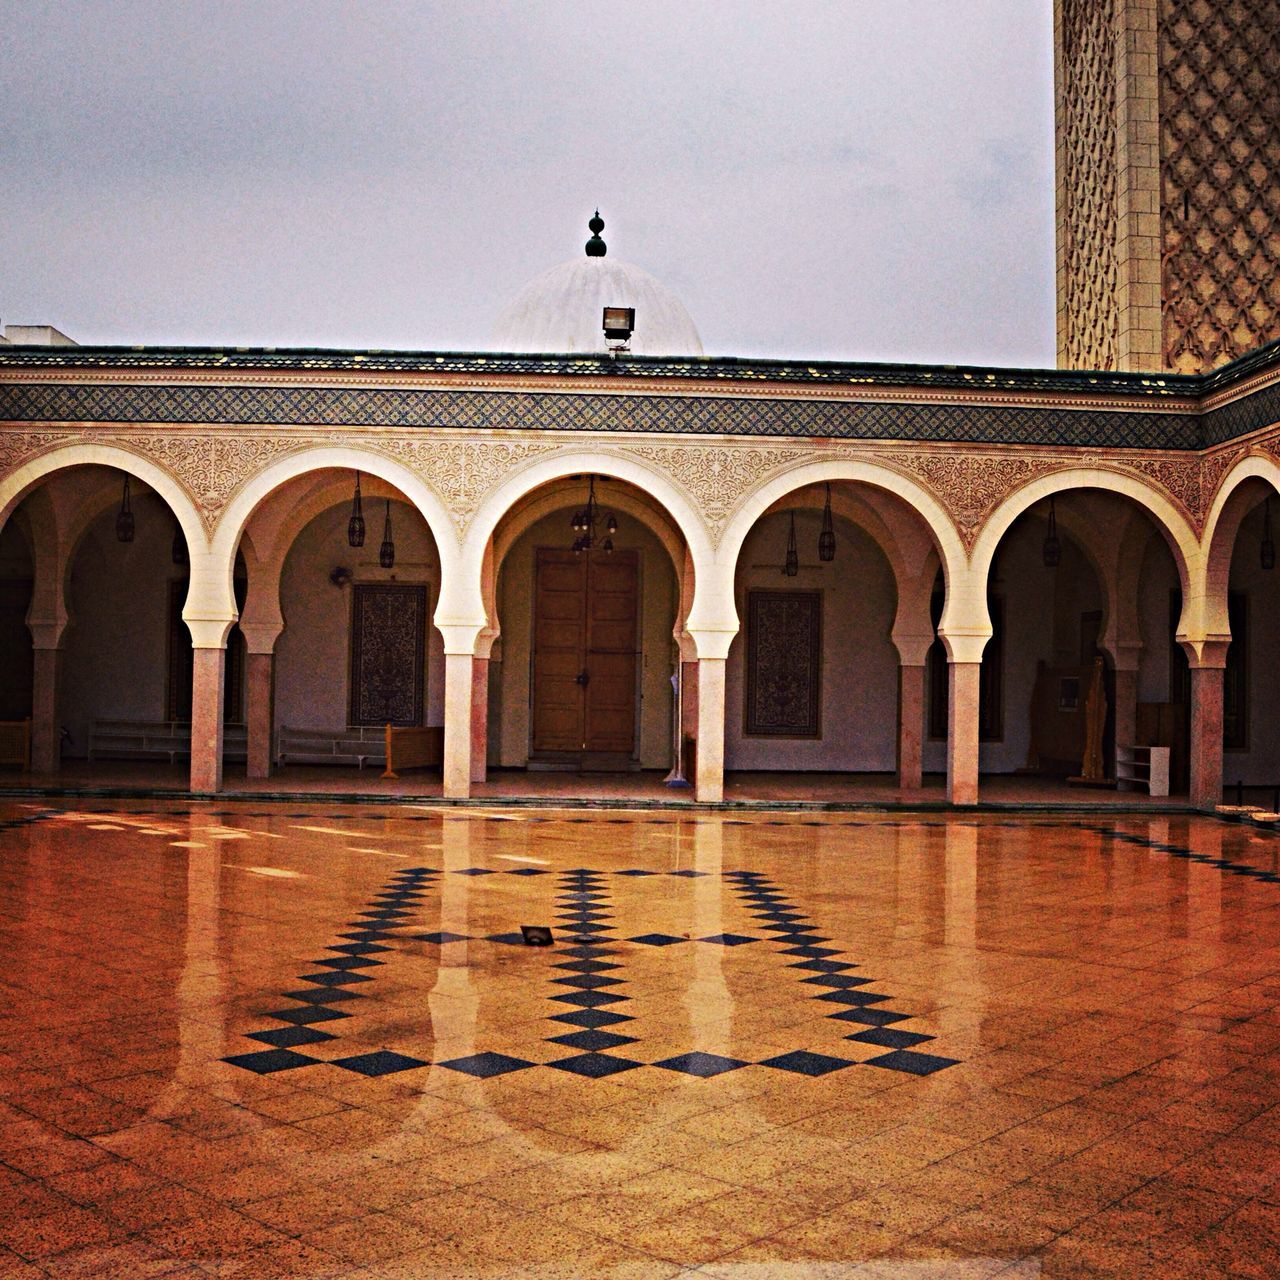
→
(245, 652, 273, 780)
(695, 658, 726, 803)
(189, 647, 226, 794)
(470, 657, 489, 785)
(29, 647, 60, 774)
(681, 659, 699, 782)
(1112, 667, 1139, 768)
(947, 661, 981, 806)
(443, 652, 473, 799)
(1189, 664, 1225, 810)
(898, 664, 925, 792)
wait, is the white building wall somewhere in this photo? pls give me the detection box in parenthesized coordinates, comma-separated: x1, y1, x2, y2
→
(725, 511, 898, 772)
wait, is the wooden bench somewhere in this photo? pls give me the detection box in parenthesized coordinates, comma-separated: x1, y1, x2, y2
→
(0, 720, 31, 770)
(88, 720, 247, 763)
(382, 724, 444, 778)
(276, 725, 387, 769)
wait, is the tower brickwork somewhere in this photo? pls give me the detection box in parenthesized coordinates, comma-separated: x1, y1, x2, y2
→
(1056, 0, 1280, 373)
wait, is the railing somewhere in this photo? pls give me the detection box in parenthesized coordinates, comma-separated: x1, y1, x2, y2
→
(0, 719, 31, 769)
(382, 725, 444, 780)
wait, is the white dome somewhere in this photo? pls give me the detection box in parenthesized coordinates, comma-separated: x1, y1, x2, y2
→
(491, 251, 703, 358)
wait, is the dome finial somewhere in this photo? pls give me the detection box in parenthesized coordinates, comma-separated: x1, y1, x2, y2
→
(585, 209, 606, 257)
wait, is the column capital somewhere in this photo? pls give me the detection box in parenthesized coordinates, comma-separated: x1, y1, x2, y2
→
(1178, 637, 1230, 669)
(686, 629, 736, 662)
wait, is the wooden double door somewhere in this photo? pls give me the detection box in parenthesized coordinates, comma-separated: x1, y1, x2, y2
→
(532, 548, 639, 757)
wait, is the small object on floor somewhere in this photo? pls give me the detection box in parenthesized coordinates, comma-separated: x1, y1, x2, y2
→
(521, 924, 554, 946)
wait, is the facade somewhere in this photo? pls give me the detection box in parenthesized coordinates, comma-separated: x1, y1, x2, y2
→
(1, 4, 1278, 810)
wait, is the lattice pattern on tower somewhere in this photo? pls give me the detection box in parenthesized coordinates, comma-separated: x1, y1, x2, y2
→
(1160, 0, 1280, 373)
(1061, 0, 1119, 370)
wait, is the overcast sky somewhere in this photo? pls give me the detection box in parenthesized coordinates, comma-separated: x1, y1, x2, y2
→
(1, 1, 1056, 367)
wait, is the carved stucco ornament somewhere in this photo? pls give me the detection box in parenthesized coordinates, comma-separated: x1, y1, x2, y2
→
(623, 442, 815, 544)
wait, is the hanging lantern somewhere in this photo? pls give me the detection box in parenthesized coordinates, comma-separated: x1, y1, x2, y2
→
(379, 499, 395, 569)
(1042, 496, 1061, 568)
(783, 510, 799, 577)
(171, 522, 187, 566)
(1263, 496, 1276, 572)
(348, 473, 366, 548)
(115, 476, 135, 543)
(818, 483, 836, 562)
(567, 476, 617, 554)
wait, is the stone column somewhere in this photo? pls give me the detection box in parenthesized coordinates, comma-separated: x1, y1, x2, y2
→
(443, 651, 473, 799)
(190, 647, 226, 793)
(898, 664, 926, 792)
(1189, 663, 1225, 810)
(694, 658, 726, 804)
(1112, 664, 1139, 762)
(470, 657, 489, 785)
(947, 661, 982, 806)
(244, 651, 274, 780)
(28, 643, 62, 774)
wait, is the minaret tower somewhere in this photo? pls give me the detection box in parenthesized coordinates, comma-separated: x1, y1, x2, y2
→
(1055, 0, 1279, 373)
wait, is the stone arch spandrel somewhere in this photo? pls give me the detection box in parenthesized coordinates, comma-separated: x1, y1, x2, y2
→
(461, 448, 717, 607)
(1199, 452, 1280, 638)
(970, 467, 1198, 601)
(0, 441, 207, 559)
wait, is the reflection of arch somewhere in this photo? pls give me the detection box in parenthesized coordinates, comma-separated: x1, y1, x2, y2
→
(461, 451, 714, 641)
(1200, 453, 1280, 636)
(0, 444, 206, 554)
(211, 447, 458, 631)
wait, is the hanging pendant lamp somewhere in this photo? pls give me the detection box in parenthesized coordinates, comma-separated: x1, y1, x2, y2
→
(171, 521, 187, 566)
(379, 499, 395, 569)
(568, 476, 618, 553)
(1042, 497, 1061, 568)
(348, 473, 366, 548)
(1263, 496, 1276, 571)
(115, 476, 135, 543)
(783, 511, 799, 577)
(818, 483, 836, 562)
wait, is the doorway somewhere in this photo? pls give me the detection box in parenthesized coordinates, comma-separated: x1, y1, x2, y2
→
(532, 548, 638, 761)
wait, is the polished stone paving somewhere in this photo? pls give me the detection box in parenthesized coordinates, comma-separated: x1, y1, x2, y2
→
(1, 801, 1278, 1277)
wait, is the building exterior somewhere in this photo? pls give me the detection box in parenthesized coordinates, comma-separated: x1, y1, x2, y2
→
(1, 5, 1278, 810)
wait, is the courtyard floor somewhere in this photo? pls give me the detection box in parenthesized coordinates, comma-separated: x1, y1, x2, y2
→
(0, 801, 1278, 1278)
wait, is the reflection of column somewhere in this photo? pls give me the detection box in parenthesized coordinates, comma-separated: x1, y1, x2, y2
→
(691, 819, 731, 1057)
(695, 658, 726, 803)
(947, 661, 981, 805)
(899, 664, 925, 791)
(245, 651, 273, 780)
(941, 822, 978, 1050)
(29, 646, 61, 773)
(470, 657, 489, 785)
(190, 647, 226, 793)
(443, 652, 473, 799)
(430, 816, 478, 1059)
(1189, 664, 1225, 809)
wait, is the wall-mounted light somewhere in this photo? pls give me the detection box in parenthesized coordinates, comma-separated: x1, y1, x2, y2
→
(603, 305, 634, 354)
(1042, 496, 1061, 569)
(115, 476, 135, 543)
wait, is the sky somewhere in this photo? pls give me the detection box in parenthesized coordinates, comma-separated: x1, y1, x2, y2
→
(1, 1, 1057, 367)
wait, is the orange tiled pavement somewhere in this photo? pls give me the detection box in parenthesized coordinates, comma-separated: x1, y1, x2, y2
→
(1, 800, 1278, 1278)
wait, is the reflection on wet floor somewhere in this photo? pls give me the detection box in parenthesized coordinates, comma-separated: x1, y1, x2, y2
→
(1, 801, 1278, 1278)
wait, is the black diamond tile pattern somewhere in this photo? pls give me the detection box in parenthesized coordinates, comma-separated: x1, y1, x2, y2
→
(549, 1052, 642, 1078)
(228, 867, 437, 1071)
(865, 1049, 959, 1076)
(759, 1050, 855, 1077)
(439, 1052, 533, 1079)
(656, 1052, 748, 1078)
(333, 1051, 429, 1077)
